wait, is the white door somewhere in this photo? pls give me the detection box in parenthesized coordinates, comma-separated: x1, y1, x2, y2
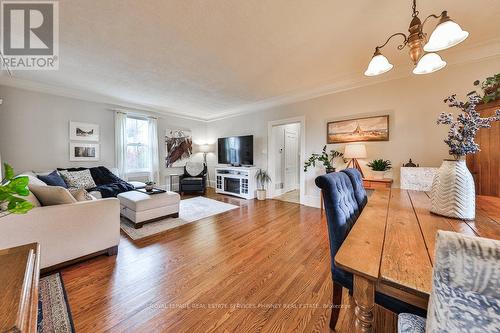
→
(284, 129, 299, 192)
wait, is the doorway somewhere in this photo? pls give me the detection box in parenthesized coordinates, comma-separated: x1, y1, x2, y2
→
(270, 122, 301, 204)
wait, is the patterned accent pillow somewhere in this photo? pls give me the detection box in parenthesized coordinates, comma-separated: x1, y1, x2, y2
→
(59, 169, 96, 190)
(68, 188, 94, 201)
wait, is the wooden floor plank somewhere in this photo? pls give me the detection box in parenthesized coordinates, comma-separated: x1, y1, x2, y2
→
(60, 190, 397, 333)
(380, 189, 433, 296)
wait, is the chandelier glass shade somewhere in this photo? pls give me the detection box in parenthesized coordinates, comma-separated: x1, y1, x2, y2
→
(424, 20, 469, 52)
(364, 1, 468, 77)
(413, 53, 447, 75)
(364, 53, 393, 76)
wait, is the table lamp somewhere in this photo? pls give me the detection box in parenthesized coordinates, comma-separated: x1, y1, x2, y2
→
(344, 144, 367, 177)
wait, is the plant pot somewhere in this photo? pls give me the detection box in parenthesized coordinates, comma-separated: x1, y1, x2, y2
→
(430, 160, 475, 220)
(256, 189, 267, 201)
(326, 167, 336, 174)
(145, 185, 154, 192)
(371, 170, 385, 180)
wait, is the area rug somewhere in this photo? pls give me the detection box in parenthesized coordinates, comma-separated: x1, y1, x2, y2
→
(38, 273, 75, 333)
(120, 196, 239, 240)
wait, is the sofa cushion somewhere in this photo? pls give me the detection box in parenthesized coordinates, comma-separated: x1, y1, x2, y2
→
(30, 185, 77, 206)
(17, 172, 48, 187)
(59, 169, 96, 189)
(37, 170, 67, 188)
(68, 188, 94, 202)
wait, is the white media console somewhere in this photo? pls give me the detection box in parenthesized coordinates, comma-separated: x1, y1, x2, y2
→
(215, 166, 259, 199)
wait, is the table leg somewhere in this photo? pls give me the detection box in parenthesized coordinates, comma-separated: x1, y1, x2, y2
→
(354, 275, 375, 333)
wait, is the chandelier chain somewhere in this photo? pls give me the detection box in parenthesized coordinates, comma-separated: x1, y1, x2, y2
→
(412, 0, 419, 17)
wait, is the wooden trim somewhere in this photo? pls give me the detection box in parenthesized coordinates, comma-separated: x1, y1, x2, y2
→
(376, 282, 428, 310)
(40, 246, 118, 276)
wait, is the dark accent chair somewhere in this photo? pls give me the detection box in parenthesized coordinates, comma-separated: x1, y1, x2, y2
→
(341, 168, 368, 210)
(179, 163, 207, 194)
(315, 172, 426, 330)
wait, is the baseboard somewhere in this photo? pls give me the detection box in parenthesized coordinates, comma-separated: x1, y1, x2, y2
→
(301, 194, 321, 208)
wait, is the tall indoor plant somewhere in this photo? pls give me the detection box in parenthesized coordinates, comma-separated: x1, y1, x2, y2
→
(255, 169, 271, 201)
(0, 163, 33, 218)
(431, 93, 500, 219)
(304, 146, 344, 173)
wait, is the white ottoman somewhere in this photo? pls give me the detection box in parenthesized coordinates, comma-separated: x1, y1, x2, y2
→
(117, 190, 180, 228)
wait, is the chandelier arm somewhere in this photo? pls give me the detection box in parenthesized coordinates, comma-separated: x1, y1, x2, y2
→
(376, 32, 408, 52)
(421, 12, 446, 31)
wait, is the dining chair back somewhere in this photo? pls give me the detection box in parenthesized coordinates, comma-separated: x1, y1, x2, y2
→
(341, 168, 367, 210)
(398, 231, 500, 333)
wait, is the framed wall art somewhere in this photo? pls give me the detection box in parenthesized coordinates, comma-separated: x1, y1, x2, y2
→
(69, 143, 100, 161)
(327, 115, 389, 143)
(69, 121, 100, 142)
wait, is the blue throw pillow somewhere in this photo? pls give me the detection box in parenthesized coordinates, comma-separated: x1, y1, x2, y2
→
(37, 170, 68, 188)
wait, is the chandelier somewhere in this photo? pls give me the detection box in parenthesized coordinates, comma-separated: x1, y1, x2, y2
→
(364, 0, 469, 76)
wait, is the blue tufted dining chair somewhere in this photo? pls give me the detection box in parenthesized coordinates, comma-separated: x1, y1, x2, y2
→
(341, 168, 367, 210)
(398, 231, 500, 333)
(316, 172, 427, 330)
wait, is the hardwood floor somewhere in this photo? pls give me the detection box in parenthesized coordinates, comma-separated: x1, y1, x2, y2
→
(61, 190, 396, 332)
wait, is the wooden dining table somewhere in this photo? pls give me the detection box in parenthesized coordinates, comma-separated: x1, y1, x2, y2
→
(335, 189, 500, 333)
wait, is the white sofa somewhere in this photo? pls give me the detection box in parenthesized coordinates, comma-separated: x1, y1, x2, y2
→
(0, 169, 126, 271)
(0, 198, 120, 270)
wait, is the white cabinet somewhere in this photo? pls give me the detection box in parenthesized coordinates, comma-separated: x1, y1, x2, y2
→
(215, 166, 258, 199)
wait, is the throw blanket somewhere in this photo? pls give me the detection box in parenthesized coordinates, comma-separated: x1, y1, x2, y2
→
(57, 166, 134, 198)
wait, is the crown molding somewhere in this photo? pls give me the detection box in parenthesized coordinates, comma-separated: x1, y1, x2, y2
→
(1, 37, 499, 123)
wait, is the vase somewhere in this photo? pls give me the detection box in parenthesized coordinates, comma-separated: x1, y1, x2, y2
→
(372, 170, 385, 180)
(430, 160, 475, 220)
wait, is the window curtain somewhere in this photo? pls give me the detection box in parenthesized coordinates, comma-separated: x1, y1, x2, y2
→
(148, 117, 160, 183)
(115, 111, 128, 180)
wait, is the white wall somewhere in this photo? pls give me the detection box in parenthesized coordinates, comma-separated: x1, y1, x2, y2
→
(206, 57, 500, 207)
(0, 85, 207, 185)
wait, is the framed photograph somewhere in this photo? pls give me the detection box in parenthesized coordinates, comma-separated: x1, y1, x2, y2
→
(165, 129, 192, 167)
(327, 115, 389, 144)
(69, 143, 100, 161)
(69, 121, 100, 141)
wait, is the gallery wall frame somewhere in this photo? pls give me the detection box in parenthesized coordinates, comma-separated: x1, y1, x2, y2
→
(69, 121, 100, 142)
(69, 143, 100, 161)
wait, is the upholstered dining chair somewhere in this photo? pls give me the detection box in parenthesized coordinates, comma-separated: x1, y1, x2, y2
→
(341, 168, 367, 210)
(315, 172, 426, 330)
(398, 231, 500, 333)
(179, 162, 207, 194)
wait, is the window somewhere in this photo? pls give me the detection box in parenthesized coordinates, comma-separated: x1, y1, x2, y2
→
(126, 117, 150, 173)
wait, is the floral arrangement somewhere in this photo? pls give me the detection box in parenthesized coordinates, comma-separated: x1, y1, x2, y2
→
(437, 93, 500, 160)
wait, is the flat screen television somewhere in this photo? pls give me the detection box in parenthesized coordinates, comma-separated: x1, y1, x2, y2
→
(218, 135, 254, 166)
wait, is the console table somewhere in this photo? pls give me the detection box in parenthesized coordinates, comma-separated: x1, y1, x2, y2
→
(215, 166, 258, 199)
(362, 177, 393, 189)
(0, 243, 40, 333)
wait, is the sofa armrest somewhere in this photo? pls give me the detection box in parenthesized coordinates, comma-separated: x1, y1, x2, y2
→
(0, 198, 120, 269)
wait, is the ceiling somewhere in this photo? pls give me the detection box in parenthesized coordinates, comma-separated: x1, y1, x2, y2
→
(1, 0, 500, 121)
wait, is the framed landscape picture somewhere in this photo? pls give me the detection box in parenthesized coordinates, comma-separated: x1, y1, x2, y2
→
(69, 143, 100, 161)
(69, 121, 100, 141)
(327, 115, 389, 143)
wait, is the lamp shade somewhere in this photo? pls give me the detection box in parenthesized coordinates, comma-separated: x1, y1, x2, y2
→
(194, 143, 214, 153)
(364, 54, 393, 77)
(413, 53, 446, 75)
(424, 20, 469, 52)
(344, 144, 367, 159)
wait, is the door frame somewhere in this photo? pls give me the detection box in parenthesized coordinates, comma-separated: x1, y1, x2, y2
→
(267, 116, 306, 204)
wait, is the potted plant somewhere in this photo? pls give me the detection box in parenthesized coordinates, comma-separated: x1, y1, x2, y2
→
(145, 181, 155, 192)
(0, 163, 34, 218)
(432, 92, 500, 220)
(255, 169, 271, 200)
(304, 146, 344, 173)
(473, 73, 500, 103)
(367, 159, 392, 180)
